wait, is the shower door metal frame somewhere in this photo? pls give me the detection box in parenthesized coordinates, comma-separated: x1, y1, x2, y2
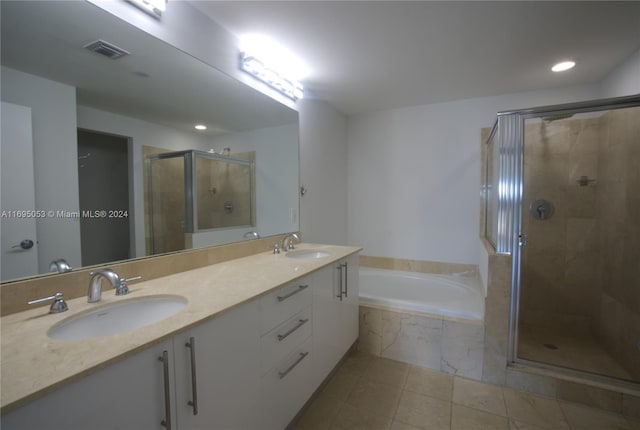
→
(498, 94, 640, 373)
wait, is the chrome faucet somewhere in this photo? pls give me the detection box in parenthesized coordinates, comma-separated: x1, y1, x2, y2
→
(282, 233, 301, 251)
(49, 258, 73, 273)
(88, 269, 141, 303)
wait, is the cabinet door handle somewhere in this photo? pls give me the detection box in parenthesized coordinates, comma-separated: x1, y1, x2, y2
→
(278, 351, 309, 379)
(277, 284, 308, 302)
(158, 351, 172, 430)
(185, 337, 199, 416)
(277, 318, 309, 341)
(336, 265, 343, 301)
(343, 262, 349, 298)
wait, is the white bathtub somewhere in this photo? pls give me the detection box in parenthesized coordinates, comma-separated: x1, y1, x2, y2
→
(359, 267, 484, 320)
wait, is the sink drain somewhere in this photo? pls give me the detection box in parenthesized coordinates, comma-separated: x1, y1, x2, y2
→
(543, 343, 559, 350)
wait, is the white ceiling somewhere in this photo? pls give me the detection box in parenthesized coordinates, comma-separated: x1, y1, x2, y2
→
(191, 1, 640, 115)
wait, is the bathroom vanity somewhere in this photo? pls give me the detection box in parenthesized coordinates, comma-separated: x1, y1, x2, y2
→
(0, 244, 360, 429)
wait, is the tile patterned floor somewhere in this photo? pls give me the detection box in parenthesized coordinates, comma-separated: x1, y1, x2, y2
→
(293, 350, 640, 430)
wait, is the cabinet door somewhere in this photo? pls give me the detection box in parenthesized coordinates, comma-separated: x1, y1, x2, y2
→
(173, 300, 262, 430)
(311, 266, 343, 386)
(2, 339, 176, 430)
(340, 254, 360, 350)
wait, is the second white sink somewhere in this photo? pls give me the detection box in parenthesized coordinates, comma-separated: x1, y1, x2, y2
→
(285, 249, 330, 259)
(48, 295, 187, 340)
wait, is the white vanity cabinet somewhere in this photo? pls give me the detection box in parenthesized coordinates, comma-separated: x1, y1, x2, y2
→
(312, 254, 359, 385)
(2, 301, 262, 430)
(2, 250, 361, 430)
(1, 338, 176, 430)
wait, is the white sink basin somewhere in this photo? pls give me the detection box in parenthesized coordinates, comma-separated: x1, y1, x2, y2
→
(48, 295, 187, 340)
(286, 249, 330, 259)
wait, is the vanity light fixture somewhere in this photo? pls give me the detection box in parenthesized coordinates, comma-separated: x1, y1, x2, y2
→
(239, 35, 307, 101)
(127, 0, 167, 18)
(551, 60, 576, 72)
(194, 124, 207, 131)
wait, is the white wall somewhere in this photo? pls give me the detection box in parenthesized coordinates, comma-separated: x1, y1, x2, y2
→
(599, 48, 640, 98)
(348, 83, 601, 265)
(1, 67, 82, 273)
(298, 99, 349, 245)
(77, 106, 213, 257)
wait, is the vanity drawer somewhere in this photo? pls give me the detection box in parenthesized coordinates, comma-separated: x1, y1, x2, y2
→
(260, 275, 312, 333)
(261, 337, 314, 429)
(261, 306, 312, 375)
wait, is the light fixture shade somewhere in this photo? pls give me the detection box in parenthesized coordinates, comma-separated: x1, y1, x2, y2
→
(127, 0, 167, 17)
(240, 53, 304, 101)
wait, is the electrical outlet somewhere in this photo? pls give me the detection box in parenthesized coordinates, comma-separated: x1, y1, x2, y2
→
(290, 208, 298, 225)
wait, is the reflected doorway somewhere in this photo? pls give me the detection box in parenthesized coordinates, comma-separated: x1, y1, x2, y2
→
(77, 129, 131, 266)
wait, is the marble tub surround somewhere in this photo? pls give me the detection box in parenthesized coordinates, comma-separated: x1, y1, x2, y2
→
(358, 257, 485, 380)
(359, 305, 485, 380)
(0, 243, 360, 413)
(1, 232, 298, 316)
(359, 255, 479, 279)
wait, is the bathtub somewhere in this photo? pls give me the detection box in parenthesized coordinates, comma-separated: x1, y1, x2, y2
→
(359, 267, 484, 321)
(358, 267, 485, 378)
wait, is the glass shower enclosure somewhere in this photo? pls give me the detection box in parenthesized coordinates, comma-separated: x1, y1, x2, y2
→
(146, 150, 255, 255)
(483, 94, 640, 385)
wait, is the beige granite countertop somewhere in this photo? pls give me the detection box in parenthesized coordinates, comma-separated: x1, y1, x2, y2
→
(0, 243, 361, 414)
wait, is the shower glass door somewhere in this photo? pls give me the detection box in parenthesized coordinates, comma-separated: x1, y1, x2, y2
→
(516, 104, 640, 383)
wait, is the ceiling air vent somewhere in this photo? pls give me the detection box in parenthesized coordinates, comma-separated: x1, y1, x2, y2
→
(83, 40, 130, 60)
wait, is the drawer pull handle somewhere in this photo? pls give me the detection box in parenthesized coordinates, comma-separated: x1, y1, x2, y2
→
(277, 284, 308, 302)
(185, 337, 199, 416)
(277, 318, 309, 341)
(278, 351, 309, 379)
(158, 351, 172, 430)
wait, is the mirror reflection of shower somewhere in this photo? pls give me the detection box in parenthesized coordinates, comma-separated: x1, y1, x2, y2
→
(145, 149, 255, 255)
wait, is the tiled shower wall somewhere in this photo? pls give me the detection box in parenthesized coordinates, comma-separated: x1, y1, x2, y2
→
(519, 107, 640, 380)
(593, 107, 640, 381)
(195, 152, 255, 230)
(520, 116, 602, 332)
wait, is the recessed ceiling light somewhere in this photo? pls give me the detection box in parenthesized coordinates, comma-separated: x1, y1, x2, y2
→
(552, 61, 576, 72)
(194, 124, 207, 131)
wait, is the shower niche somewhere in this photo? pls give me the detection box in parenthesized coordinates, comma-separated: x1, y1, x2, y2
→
(146, 149, 255, 255)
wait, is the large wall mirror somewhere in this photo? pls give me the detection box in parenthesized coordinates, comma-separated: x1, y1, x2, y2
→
(0, 1, 299, 282)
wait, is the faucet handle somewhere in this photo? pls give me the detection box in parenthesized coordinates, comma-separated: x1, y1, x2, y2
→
(273, 244, 280, 254)
(116, 275, 142, 296)
(28, 292, 68, 314)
